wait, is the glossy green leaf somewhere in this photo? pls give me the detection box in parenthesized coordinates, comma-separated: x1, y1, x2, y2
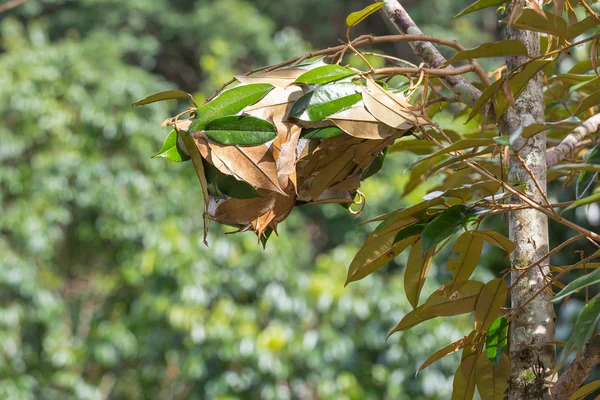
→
(445, 40, 528, 65)
(152, 129, 190, 162)
(203, 115, 276, 146)
(189, 83, 274, 130)
(553, 267, 600, 302)
(485, 317, 508, 366)
(294, 65, 356, 85)
(453, 0, 508, 19)
(577, 143, 600, 199)
(346, 2, 386, 27)
(421, 205, 480, 253)
(567, 296, 600, 356)
(203, 160, 262, 199)
(301, 126, 345, 139)
(289, 83, 362, 122)
(361, 147, 388, 181)
(564, 192, 600, 212)
(132, 90, 195, 107)
(574, 90, 600, 116)
(503, 9, 567, 38)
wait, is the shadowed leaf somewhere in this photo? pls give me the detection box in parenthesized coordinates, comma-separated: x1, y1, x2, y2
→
(346, 2, 386, 27)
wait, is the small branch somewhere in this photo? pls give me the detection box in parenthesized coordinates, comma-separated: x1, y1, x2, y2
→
(547, 113, 600, 167)
(372, 63, 476, 77)
(0, 0, 29, 14)
(550, 333, 600, 400)
(378, 0, 490, 107)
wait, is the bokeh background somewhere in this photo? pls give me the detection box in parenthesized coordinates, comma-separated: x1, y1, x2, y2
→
(0, 1, 596, 399)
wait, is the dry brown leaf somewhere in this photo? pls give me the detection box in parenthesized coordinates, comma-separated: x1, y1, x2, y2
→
(195, 135, 285, 194)
(362, 77, 427, 128)
(235, 68, 305, 87)
(210, 195, 276, 226)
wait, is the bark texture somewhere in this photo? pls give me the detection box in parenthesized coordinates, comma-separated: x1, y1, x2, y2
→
(498, 7, 556, 400)
(547, 113, 600, 167)
(551, 333, 600, 400)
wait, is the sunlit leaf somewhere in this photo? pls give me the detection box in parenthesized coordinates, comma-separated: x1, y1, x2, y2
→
(190, 84, 275, 130)
(574, 90, 600, 116)
(405, 240, 434, 308)
(476, 353, 510, 400)
(451, 354, 477, 400)
(294, 65, 356, 85)
(289, 83, 362, 121)
(416, 139, 496, 165)
(346, 2, 386, 27)
(485, 317, 508, 366)
(502, 9, 567, 37)
(418, 335, 470, 373)
(447, 232, 484, 292)
(421, 205, 480, 253)
(474, 279, 508, 332)
(363, 78, 425, 128)
(202, 115, 277, 146)
(132, 90, 195, 107)
(473, 230, 516, 253)
(569, 380, 600, 400)
(564, 296, 600, 358)
(454, 0, 509, 19)
(553, 267, 600, 302)
(152, 129, 191, 162)
(445, 40, 528, 65)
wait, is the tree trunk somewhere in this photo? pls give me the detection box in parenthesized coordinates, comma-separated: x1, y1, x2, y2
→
(498, 4, 556, 399)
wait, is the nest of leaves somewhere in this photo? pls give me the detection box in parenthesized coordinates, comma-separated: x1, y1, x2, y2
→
(135, 61, 429, 244)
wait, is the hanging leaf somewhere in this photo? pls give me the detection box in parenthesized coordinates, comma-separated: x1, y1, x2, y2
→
(445, 40, 528, 65)
(405, 240, 434, 309)
(132, 90, 195, 107)
(152, 129, 191, 162)
(574, 90, 600, 116)
(190, 83, 275, 130)
(576, 143, 600, 199)
(473, 230, 515, 253)
(467, 78, 504, 122)
(416, 139, 496, 165)
(418, 335, 471, 373)
(567, 15, 599, 40)
(203, 160, 262, 199)
(330, 106, 402, 140)
(453, 0, 509, 19)
(502, 9, 567, 38)
(553, 267, 600, 302)
(389, 281, 484, 335)
(421, 205, 480, 253)
(563, 296, 600, 359)
(289, 83, 362, 122)
(474, 279, 508, 332)
(202, 115, 277, 146)
(363, 78, 424, 128)
(294, 65, 357, 85)
(451, 355, 478, 400)
(361, 147, 389, 180)
(564, 192, 600, 212)
(372, 198, 445, 236)
(301, 126, 345, 140)
(346, 2, 386, 27)
(447, 232, 485, 292)
(475, 353, 510, 400)
(260, 227, 274, 249)
(485, 317, 508, 366)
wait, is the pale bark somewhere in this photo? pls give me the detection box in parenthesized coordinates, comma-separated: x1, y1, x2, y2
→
(547, 113, 600, 167)
(498, 4, 556, 399)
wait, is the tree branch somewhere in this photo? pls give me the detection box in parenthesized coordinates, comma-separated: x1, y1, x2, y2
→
(550, 333, 600, 400)
(378, 0, 489, 107)
(0, 0, 29, 14)
(546, 113, 600, 167)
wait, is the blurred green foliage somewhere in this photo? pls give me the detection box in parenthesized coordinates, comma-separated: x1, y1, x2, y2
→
(0, 0, 517, 399)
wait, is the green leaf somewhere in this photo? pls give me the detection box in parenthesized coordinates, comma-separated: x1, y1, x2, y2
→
(445, 40, 528, 65)
(414, 139, 496, 166)
(346, 2, 386, 28)
(502, 9, 567, 38)
(190, 84, 274, 130)
(454, 0, 509, 19)
(361, 147, 388, 181)
(566, 15, 599, 40)
(574, 90, 600, 116)
(566, 296, 600, 356)
(564, 192, 600, 212)
(203, 115, 276, 146)
(485, 317, 508, 366)
(301, 126, 345, 140)
(421, 205, 479, 253)
(294, 65, 356, 85)
(467, 78, 503, 122)
(569, 380, 600, 400)
(152, 129, 190, 162)
(493, 125, 523, 148)
(260, 228, 274, 249)
(203, 160, 262, 199)
(289, 83, 362, 122)
(132, 90, 195, 107)
(577, 143, 600, 199)
(553, 267, 600, 302)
